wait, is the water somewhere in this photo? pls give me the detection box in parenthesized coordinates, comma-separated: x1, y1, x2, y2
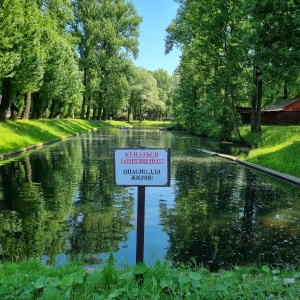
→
(0, 128, 300, 271)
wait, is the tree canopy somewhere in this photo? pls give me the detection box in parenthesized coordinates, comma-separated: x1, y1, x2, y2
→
(166, 0, 300, 137)
(0, 0, 174, 124)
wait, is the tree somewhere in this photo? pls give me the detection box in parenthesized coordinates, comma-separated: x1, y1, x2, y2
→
(128, 67, 160, 121)
(166, 0, 248, 140)
(0, 0, 24, 121)
(246, 0, 300, 133)
(72, 0, 142, 120)
(151, 69, 173, 118)
(13, 0, 45, 121)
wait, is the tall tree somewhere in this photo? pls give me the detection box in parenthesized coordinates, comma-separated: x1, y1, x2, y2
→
(151, 69, 173, 118)
(13, 0, 45, 121)
(129, 67, 160, 122)
(0, 0, 24, 121)
(72, 0, 142, 120)
(166, 0, 248, 140)
(246, 0, 300, 133)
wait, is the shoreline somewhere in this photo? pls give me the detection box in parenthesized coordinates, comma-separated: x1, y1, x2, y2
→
(200, 150, 300, 187)
(1, 128, 300, 187)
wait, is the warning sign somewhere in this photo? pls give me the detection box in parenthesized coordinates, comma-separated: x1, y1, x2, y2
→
(114, 148, 170, 186)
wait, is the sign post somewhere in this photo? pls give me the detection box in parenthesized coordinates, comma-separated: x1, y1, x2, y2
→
(136, 186, 145, 264)
(114, 147, 170, 279)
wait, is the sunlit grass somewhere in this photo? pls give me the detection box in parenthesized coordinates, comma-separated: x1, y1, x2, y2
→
(0, 119, 130, 154)
(240, 126, 300, 177)
(0, 119, 170, 155)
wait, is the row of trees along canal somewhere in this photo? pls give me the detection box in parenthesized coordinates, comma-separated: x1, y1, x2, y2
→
(1, 0, 300, 141)
(0, 0, 174, 123)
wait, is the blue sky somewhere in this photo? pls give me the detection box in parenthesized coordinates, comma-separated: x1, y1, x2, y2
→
(130, 0, 181, 75)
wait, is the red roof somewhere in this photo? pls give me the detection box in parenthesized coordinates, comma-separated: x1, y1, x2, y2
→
(263, 97, 300, 112)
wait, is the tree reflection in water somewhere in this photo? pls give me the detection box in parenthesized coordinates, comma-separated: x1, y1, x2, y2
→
(161, 155, 300, 271)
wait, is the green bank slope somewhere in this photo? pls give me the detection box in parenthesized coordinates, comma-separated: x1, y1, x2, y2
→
(240, 126, 300, 178)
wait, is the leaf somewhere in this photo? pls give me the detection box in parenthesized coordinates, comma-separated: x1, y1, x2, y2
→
(132, 262, 148, 275)
(215, 283, 227, 291)
(34, 276, 49, 289)
(261, 265, 270, 273)
(284, 278, 295, 285)
(108, 288, 126, 299)
(189, 272, 202, 281)
(293, 273, 300, 279)
(119, 271, 133, 280)
(48, 277, 61, 288)
(62, 275, 74, 287)
(74, 273, 86, 284)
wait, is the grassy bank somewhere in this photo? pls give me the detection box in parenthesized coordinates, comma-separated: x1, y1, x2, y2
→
(0, 119, 131, 155)
(239, 126, 300, 178)
(1, 120, 300, 178)
(0, 119, 172, 155)
(1, 258, 300, 299)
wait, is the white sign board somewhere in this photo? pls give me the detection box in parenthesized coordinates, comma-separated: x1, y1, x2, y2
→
(114, 148, 170, 186)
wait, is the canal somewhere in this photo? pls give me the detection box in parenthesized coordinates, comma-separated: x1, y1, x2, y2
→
(1, 128, 300, 271)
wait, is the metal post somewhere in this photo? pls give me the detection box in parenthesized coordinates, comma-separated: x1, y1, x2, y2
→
(136, 186, 146, 264)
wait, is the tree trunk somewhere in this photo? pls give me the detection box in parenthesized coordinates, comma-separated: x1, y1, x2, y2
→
(30, 92, 39, 119)
(101, 107, 107, 121)
(9, 103, 19, 121)
(22, 92, 31, 121)
(127, 106, 132, 122)
(92, 104, 97, 119)
(80, 67, 87, 119)
(86, 102, 90, 119)
(139, 99, 142, 122)
(230, 92, 244, 144)
(0, 78, 12, 121)
(97, 107, 102, 120)
(250, 66, 262, 134)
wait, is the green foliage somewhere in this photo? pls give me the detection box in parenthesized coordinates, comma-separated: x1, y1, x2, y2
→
(72, 0, 142, 120)
(0, 0, 23, 79)
(129, 67, 162, 121)
(166, 0, 300, 139)
(1, 259, 300, 299)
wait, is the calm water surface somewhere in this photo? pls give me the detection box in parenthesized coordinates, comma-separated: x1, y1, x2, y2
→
(1, 128, 300, 271)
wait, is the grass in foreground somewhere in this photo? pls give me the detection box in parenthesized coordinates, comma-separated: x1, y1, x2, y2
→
(1, 257, 300, 299)
(239, 125, 300, 178)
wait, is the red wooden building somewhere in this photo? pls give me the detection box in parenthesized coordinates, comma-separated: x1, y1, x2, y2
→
(237, 97, 300, 125)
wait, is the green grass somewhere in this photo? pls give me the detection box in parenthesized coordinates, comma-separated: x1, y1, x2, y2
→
(0, 119, 171, 155)
(239, 126, 300, 178)
(0, 119, 131, 155)
(1, 257, 300, 299)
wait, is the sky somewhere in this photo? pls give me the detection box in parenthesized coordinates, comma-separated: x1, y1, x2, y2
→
(130, 0, 181, 75)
